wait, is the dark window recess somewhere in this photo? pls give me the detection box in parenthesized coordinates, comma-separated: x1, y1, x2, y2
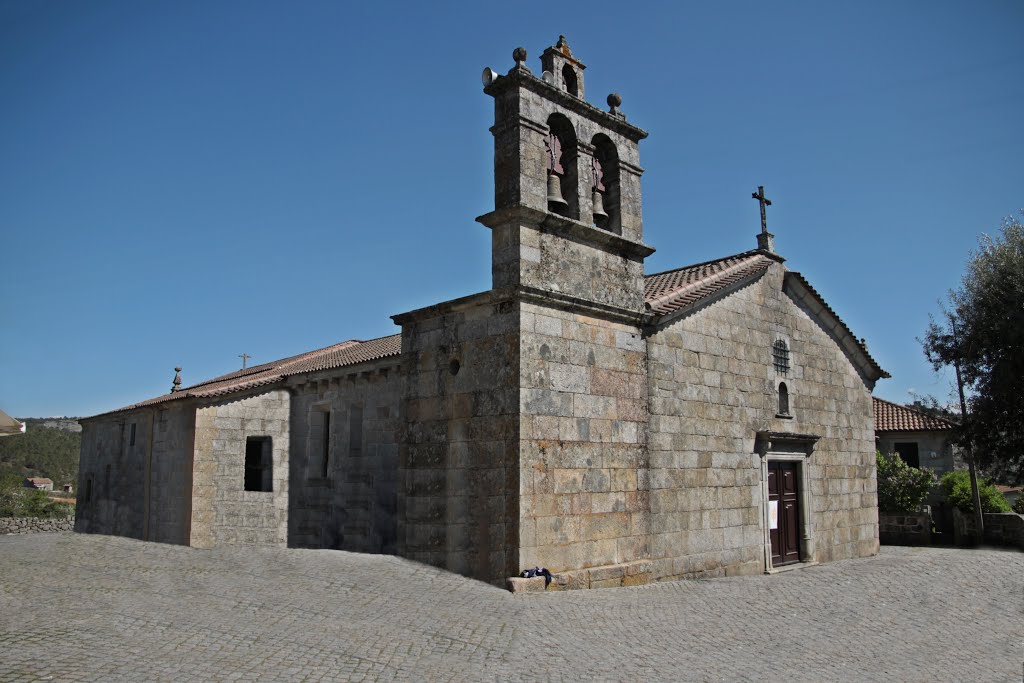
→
(104, 464, 111, 493)
(894, 442, 920, 469)
(349, 405, 363, 457)
(84, 477, 93, 503)
(129, 423, 136, 447)
(244, 437, 273, 492)
(778, 382, 790, 416)
(773, 339, 790, 374)
(321, 411, 331, 478)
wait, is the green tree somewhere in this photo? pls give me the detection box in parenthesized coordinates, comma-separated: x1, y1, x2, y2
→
(922, 214, 1024, 484)
(940, 470, 1010, 514)
(876, 452, 934, 513)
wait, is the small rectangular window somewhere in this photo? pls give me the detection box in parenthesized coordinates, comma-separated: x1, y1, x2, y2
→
(129, 423, 136, 447)
(244, 437, 273, 492)
(773, 339, 790, 374)
(894, 443, 920, 469)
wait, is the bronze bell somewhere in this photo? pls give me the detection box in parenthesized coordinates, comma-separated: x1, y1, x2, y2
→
(592, 188, 609, 223)
(547, 173, 568, 209)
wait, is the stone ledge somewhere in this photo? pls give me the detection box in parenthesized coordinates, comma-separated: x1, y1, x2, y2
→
(507, 559, 652, 593)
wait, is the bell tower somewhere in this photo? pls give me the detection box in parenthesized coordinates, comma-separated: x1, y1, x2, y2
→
(478, 36, 654, 315)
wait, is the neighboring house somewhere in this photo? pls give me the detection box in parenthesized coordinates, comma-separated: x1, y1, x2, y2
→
(0, 409, 25, 436)
(77, 37, 889, 588)
(873, 397, 958, 475)
(996, 486, 1021, 508)
(62, 484, 74, 493)
(24, 478, 54, 491)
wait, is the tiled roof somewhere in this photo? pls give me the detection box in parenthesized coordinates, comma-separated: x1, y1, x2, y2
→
(873, 397, 957, 432)
(26, 477, 53, 485)
(644, 250, 888, 381)
(94, 334, 402, 417)
(644, 251, 775, 316)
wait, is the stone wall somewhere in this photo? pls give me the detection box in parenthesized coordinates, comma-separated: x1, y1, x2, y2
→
(954, 509, 1024, 550)
(77, 404, 195, 544)
(396, 293, 520, 586)
(878, 512, 931, 545)
(191, 390, 290, 548)
(289, 360, 402, 553)
(982, 513, 1024, 549)
(1, 516, 75, 534)
(646, 263, 878, 580)
(518, 301, 649, 578)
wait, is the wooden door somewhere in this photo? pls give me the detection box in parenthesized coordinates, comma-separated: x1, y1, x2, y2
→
(768, 461, 801, 566)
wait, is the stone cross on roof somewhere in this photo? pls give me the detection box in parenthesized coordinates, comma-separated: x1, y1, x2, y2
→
(752, 185, 776, 253)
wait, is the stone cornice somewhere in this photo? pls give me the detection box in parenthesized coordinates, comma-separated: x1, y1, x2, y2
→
(476, 205, 655, 261)
(755, 431, 821, 456)
(513, 285, 646, 326)
(484, 69, 648, 143)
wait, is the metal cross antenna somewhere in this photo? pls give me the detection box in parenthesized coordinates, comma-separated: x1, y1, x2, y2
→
(752, 185, 772, 234)
(239, 353, 252, 369)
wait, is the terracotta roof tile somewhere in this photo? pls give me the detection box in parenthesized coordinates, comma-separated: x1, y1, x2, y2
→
(644, 251, 774, 316)
(94, 334, 402, 417)
(873, 397, 957, 432)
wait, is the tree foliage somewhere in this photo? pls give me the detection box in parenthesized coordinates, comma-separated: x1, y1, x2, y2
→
(876, 452, 934, 513)
(922, 214, 1024, 483)
(0, 478, 74, 518)
(939, 470, 1010, 514)
(0, 420, 81, 488)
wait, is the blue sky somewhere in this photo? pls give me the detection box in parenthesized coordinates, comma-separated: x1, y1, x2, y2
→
(2, 1, 1021, 417)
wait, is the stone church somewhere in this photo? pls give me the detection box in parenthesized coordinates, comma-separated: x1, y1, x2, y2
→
(77, 37, 888, 589)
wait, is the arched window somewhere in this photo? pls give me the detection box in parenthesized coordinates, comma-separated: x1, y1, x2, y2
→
(773, 339, 790, 374)
(545, 114, 578, 219)
(562, 65, 579, 97)
(778, 382, 790, 416)
(591, 134, 621, 233)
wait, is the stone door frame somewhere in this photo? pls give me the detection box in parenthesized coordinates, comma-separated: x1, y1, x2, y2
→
(756, 431, 820, 572)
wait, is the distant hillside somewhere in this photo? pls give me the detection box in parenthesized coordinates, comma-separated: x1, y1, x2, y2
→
(0, 418, 82, 488)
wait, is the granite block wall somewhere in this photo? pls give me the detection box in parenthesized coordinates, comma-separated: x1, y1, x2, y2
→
(77, 404, 194, 545)
(518, 301, 649, 575)
(191, 390, 290, 548)
(397, 294, 520, 585)
(646, 263, 878, 579)
(289, 362, 401, 554)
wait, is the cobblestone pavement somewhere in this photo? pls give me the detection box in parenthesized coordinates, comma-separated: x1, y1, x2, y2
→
(0, 533, 1021, 682)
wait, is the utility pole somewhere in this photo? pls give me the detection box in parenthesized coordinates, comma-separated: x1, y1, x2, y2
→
(951, 319, 984, 539)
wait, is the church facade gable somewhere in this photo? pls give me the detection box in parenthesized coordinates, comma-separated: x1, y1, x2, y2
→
(646, 261, 878, 577)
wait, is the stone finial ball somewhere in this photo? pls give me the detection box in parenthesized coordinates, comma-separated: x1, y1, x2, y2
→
(175, 366, 182, 372)
(607, 93, 623, 108)
(513, 47, 527, 64)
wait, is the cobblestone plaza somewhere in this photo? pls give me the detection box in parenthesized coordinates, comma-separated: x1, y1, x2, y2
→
(1, 533, 1021, 681)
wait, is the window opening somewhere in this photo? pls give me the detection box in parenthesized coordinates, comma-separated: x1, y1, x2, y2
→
(321, 411, 331, 478)
(894, 443, 920, 469)
(244, 437, 273, 492)
(773, 339, 790, 374)
(129, 423, 136, 447)
(778, 382, 790, 417)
